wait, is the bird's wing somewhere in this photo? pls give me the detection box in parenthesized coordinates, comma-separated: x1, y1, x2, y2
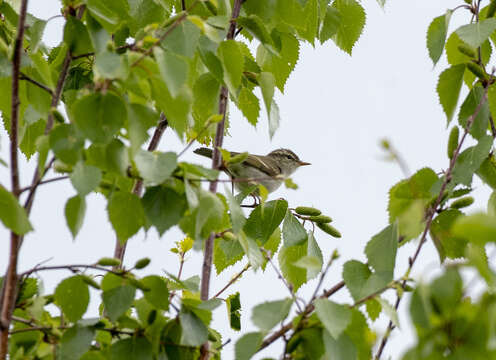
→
(243, 154, 281, 177)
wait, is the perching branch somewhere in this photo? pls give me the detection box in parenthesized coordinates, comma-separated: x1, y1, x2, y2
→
(18, 175, 69, 194)
(213, 263, 250, 299)
(19, 72, 54, 96)
(199, 1, 243, 358)
(113, 114, 168, 265)
(0, 1, 30, 358)
(374, 83, 491, 360)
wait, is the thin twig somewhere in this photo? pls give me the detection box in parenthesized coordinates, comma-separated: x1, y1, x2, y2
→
(19, 264, 124, 278)
(257, 280, 346, 352)
(113, 114, 168, 265)
(309, 252, 337, 304)
(18, 176, 69, 194)
(19, 72, 53, 95)
(9, 324, 134, 336)
(213, 264, 250, 298)
(263, 250, 303, 312)
(0, 1, 29, 357)
(178, 120, 216, 158)
(71, 52, 94, 60)
(374, 83, 491, 360)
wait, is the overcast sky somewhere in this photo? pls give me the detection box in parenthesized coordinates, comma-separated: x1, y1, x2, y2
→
(0, 1, 486, 359)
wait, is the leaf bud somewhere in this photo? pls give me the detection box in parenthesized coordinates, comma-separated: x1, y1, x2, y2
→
(457, 44, 476, 58)
(81, 275, 100, 289)
(317, 223, 341, 238)
(450, 196, 474, 209)
(97, 257, 121, 267)
(53, 160, 73, 174)
(295, 206, 321, 216)
(447, 126, 459, 159)
(134, 258, 151, 269)
(222, 232, 237, 241)
(308, 215, 333, 223)
(50, 108, 65, 123)
(466, 62, 487, 80)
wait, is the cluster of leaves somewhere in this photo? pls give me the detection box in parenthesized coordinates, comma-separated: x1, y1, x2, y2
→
(0, 0, 378, 359)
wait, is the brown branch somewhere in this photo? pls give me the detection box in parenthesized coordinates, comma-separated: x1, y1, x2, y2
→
(18, 175, 69, 194)
(374, 84, 490, 360)
(0, 1, 30, 358)
(200, 2, 243, 359)
(19, 72, 53, 96)
(19, 264, 124, 278)
(257, 280, 345, 352)
(213, 264, 250, 299)
(113, 114, 168, 265)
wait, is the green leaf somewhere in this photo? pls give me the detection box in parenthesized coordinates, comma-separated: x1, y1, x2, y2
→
(446, 32, 492, 66)
(256, 32, 299, 92)
(63, 16, 94, 56)
(376, 297, 400, 329)
(154, 47, 189, 97)
(235, 332, 264, 360)
(160, 20, 200, 59)
(49, 124, 84, 165)
(94, 51, 129, 80)
(0, 184, 33, 235)
(218, 40, 244, 95)
(126, 103, 158, 152)
(65, 195, 86, 239)
(487, 83, 496, 124)
(109, 337, 153, 360)
(278, 241, 308, 291)
(60, 325, 95, 360)
(237, 87, 260, 126)
(142, 186, 187, 236)
(102, 285, 136, 322)
(452, 212, 496, 246)
(194, 190, 226, 240)
(282, 210, 307, 246)
(55, 276, 89, 322)
(244, 199, 288, 244)
(478, 154, 496, 190)
(225, 186, 246, 234)
(214, 237, 245, 274)
(72, 92, 126, 144)
(238, 232, 264, 269)
(306, 231, 323, 280)
(322, 330, 357, 360)
(70, 162, 102, 196)
(140, 275, 169, 310)
(388, 168, 438, 242)
(227, 292, 242, 331)
(456, 18, 496, 49)
(430, 209, 467, 261)
(458, 85, 490, 140)
(365, 298, 381, 321)
(251, 298, 293, 332)
(237, 15, 274, 49)
(193, 73, 221, 124)
(342, 260, 386, 302)
(331, 0, 366, 55)
(364, 223, 398, 282)
(452, 135, 493, 186)
(320, 6, 341, 43)
(437, 65, 465, 124)
(134, 150, 177, 185)
(426, 11, 452, 66)
(179, 311, 208, 346)
(315, 298, 352, 339)
(108, 191, 145, 243)
(259, 71, 275, 119)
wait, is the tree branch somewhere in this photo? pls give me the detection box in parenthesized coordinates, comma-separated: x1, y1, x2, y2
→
(213, 264, 250, 298)
(19, 72, 53, 96)
(0, 1, 30, 358)
(113, 114, 168, 265)
(199, 1, 242, 358)
(374, 84, 490, 360)
(18, 175, 69, 194)
(19, 264, 124, 278)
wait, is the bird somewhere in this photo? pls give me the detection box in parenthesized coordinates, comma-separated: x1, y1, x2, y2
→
(193, 147, 310, 194)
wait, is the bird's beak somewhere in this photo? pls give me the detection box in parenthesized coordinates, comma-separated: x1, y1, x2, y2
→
(299, 161, 311, 166)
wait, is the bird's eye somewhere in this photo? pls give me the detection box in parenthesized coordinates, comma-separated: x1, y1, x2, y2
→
(286, 155, 292, 160)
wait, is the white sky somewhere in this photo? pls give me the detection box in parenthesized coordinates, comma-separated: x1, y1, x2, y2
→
(0, 1, 489, 359)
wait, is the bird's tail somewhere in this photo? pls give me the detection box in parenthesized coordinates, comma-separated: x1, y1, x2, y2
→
(193, 147, 213, 158)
